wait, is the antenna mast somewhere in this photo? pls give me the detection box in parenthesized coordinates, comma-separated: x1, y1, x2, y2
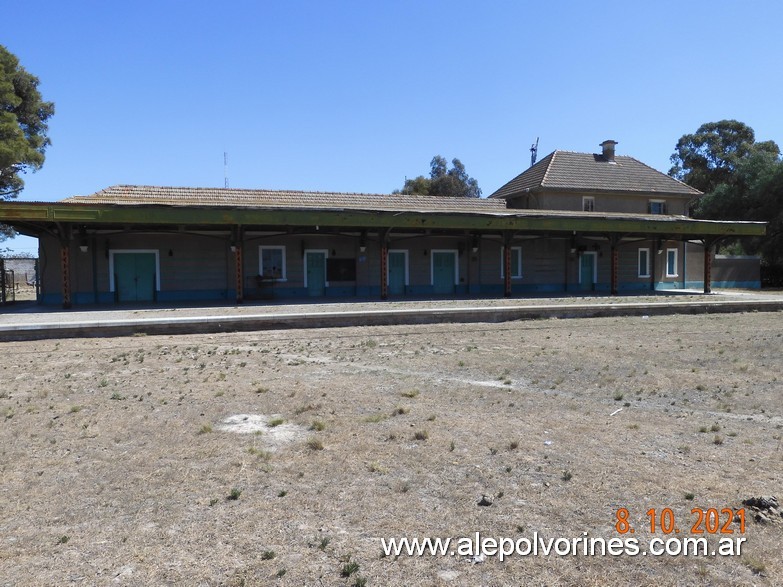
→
(530, 137, 539, 167)
(223, 152, 229, 188)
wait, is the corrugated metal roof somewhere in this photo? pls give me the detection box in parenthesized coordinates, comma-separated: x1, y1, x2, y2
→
(490, 150, 703, 199)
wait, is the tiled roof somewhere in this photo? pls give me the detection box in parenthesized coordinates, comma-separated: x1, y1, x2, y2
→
(489, 151, 702, 199)
(63, 185, 508, 214)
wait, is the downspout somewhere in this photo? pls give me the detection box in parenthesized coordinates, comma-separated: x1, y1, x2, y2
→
(682, 241, 687, 290)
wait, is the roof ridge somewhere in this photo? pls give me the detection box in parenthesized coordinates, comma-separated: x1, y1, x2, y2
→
(540, 150, 558, 186)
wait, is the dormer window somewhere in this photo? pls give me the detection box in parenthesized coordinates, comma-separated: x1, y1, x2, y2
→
(648, 200, 667, 215)
(582, 196, 595, 212)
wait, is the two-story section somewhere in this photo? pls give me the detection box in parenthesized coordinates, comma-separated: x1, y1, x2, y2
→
(490, 140, 701, 216)
(489, 140, 708, 292)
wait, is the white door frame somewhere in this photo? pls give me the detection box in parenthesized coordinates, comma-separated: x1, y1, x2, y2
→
(430, 249, 459, 286)
(387, 249, 410, 286)
(303, 249, 329, 289)
(108, 249, 161, 293)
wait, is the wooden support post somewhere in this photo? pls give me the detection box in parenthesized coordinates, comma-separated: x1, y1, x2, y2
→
(235, 244, 244, 304)
(380, 243, 388, 300)
(610, 244, 619, 296)
(60, 242, 72, 309)
(703, 242, 712, 294)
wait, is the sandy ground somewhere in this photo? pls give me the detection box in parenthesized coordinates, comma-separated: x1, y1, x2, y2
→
(0, 311, 781, 586)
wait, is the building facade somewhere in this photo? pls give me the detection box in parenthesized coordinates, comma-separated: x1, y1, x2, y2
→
(0, 141, 765, 307)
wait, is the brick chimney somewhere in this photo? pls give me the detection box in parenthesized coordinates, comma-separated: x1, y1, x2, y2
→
(600, 140, 618, 163)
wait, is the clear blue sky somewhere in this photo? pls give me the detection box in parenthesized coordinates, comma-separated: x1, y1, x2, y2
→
(4, 0, 782, 255)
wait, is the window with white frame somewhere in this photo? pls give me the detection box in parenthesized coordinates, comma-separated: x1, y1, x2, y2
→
(648, 200, 667, 215)
(582, 196, 595, 212)
(638, 248, 650, 278)
(259, 246, 286, 280)
(666, 248, 678, 277)
(500, 246, 523, 279)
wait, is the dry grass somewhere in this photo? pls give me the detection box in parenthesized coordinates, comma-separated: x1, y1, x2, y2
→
(0, 312, 781, 586)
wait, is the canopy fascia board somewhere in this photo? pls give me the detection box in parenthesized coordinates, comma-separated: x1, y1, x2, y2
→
(0, 202, 766, 237)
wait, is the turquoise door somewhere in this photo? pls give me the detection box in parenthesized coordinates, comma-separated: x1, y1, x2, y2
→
(580, 253, 595, 291)
(306, 251, 326, 297)
(432, 251, 456, 295)
(114, 253, 156, 302)
(388, 251, 406, 296)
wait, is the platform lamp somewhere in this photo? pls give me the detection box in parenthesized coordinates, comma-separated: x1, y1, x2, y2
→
(79, 228, 88, 253)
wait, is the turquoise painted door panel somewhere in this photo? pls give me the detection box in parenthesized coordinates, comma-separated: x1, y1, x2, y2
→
(388, 252, 406, 296)
(432, 252, 455, 295)
(580, 254, 594, 291)
(306, 252, 326, 297)
(114, 253, 156, 302)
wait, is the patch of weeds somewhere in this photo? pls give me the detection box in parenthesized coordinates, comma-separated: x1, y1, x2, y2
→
(710, 423, 721, 432)
(413, 430, 429, 441)
(57, 535, 69, 544)
(449, 440, 455, 452)
(698, 426, 708, 433)
(306, 438, 324, 451)
(508, 440, 519, 450)
(458, 360, 465, 367)
(276, 568, 287, 578)
(268, 418, 285, 427)
(364, 413, 387, 423)
(503, 379, 512, 386)
(367, 461, 387, 474)
(255, 387, 269, 394)
(713, 435, 724, 445)
(561, 470, 573, 482)
(209, 498, 219, 506)
(262, 550, 276, 560)
(401, 389, 419, 399)
(278, 490, 287, 497)
(743, 556, 766, 575)
(227, 487, 242, 501)
(353, 577, 367, 587)
(214, 390, 224, 397)
(310, 420, 326, 431)
(426, 414, 436, 421)
(99, 379, 109, 388)
(684, 492, 695, 501)
(391, 406, 409, 416)
(341, 560, 360, 577)
(248, 447, 271, 460)
(627, 423, 639, 430)
(613, 392, 624, 401)
(294, 403, 319, 415)
(198, 424, 213, 435)
(109, 393, 125, 400)
(69, 405, 82, 414)
(319, 537, 331, 551)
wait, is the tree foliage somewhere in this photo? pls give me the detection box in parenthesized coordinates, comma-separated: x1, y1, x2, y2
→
(398, 156, 481, 198)
(669, 120, 779, 195)
(670, 120, 783, 268)
(0, 45, 54, 202)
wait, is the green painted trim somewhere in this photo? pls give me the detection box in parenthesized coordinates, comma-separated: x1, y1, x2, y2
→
(0, 202, 766, 237)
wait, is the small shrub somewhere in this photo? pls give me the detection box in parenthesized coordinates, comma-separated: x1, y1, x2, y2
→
(262, 550, 276, 560)
(562, 470, 573, 482)
(276, 568, 287, 578)
(268, 418, 285, 427)
(319, 537, 331, 551)
(713, 435, 724, 445)
(310, 420, 326, 431)
(198, 424, 213, 435)
(278, 490, 287, 497)
(392, 406, 409, 416)
(613, 393, 624, 401)
(306, 437, 324, 451)
(401, 389, 419, 399)
(58, 535, 69, 544)
(684, 492, 695, 501)
(413, 430, 429, 441)
(69, 405, 82, 414)
(341, 561, 360, 577)
(508, 440, 519, 451)
(227, 487, 242, 501)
